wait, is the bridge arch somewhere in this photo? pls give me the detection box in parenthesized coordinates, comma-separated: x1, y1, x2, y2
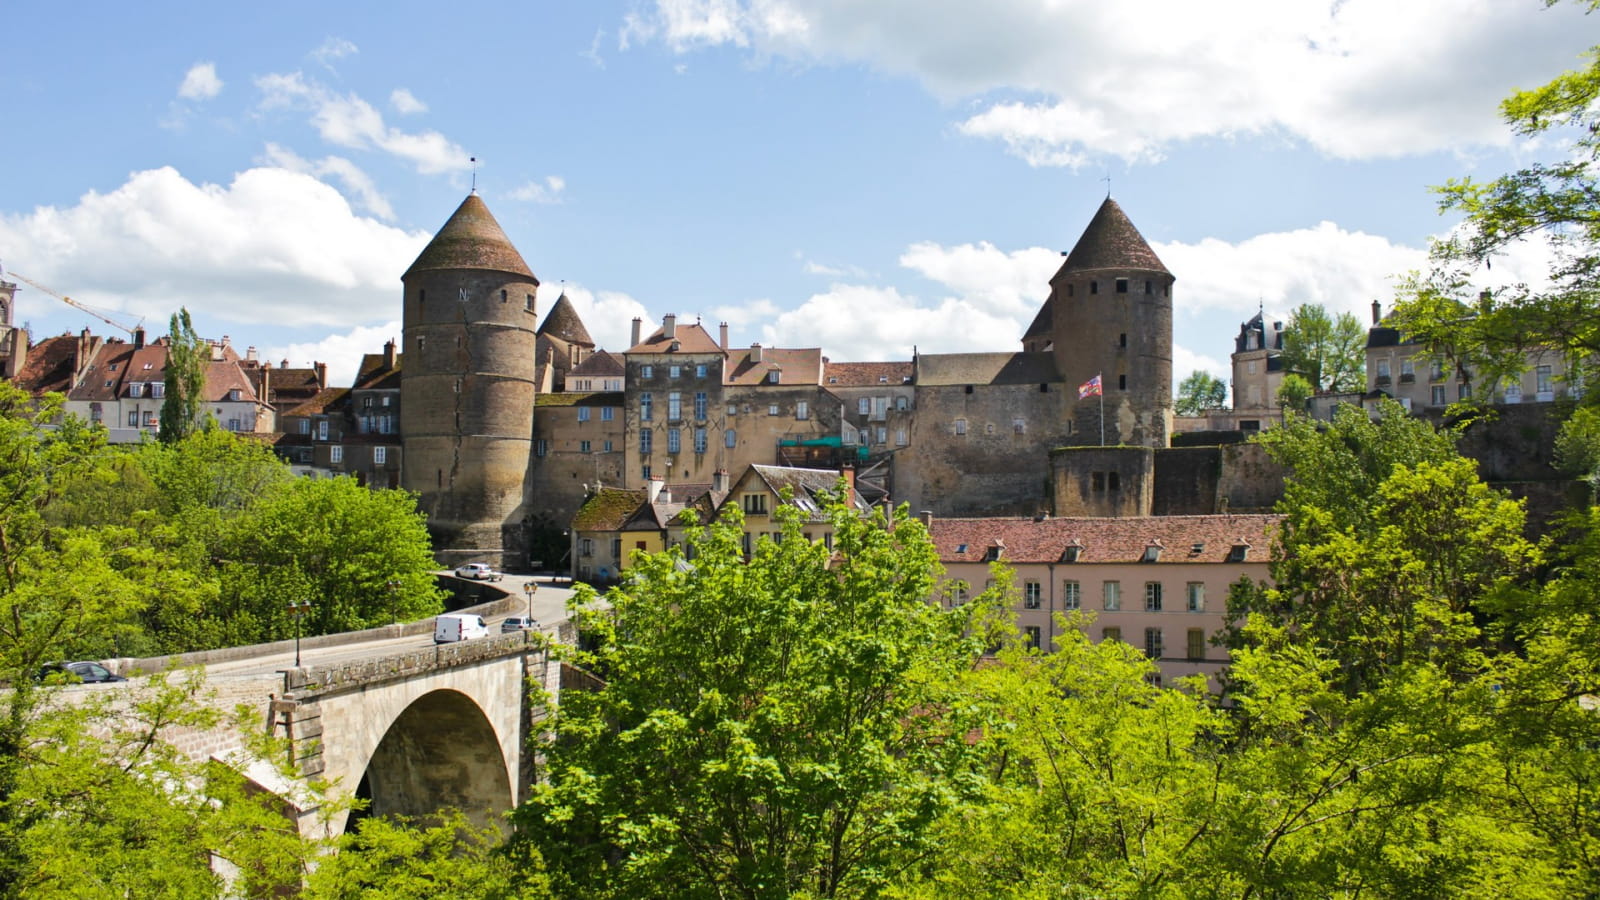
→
(350, 688, 514, 833)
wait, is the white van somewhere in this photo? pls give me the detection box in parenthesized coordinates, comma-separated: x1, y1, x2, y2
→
(434, 613, 489, 644)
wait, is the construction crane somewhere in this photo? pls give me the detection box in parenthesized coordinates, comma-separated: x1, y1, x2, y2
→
(1, 266, 144, 337)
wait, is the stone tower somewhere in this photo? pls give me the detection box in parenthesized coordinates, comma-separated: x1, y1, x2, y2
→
(1040, 197, 1173, 448)
(400, 193, 541, 568)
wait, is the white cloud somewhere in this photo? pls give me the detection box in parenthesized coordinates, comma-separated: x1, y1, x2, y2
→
(510, 176, 567, 204)
(766, 283, 1021, 361)
(582, 29, 608, 68)
(177, 62, 223, 101)
(619, 0, 1595, 164)
(389, 88, 427, 115)
(312, 37, 359, 68)
(538, 284, 652, 351)
(256, 72, 470, 175)
(0, 166, 428, 334)
(259, 143, 395, 220)
(1172, 344, 1228, 386)
(267, 321, 399, 388)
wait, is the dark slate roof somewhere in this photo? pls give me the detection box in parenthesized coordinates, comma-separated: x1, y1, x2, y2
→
(823, 361, 914, 386)
(1022, 301, 1052, 341)
(352, 353, 402, 390)
(915, 351, 1060, 386)
(1053, 197, 1170, 278)
(570, 350, 625, 378)
(403, 194, 537, 281)
(725, 347, 824, 386)
(929, 514, 1280, 565)
(538, 293, 594, 346)
(1366, 326, 1404, 349)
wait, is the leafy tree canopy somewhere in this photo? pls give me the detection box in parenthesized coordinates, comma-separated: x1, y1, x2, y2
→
(1176, 369, 1229, 415)
(1279, 303, 1366, 393)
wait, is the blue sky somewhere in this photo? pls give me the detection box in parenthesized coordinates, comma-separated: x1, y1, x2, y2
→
(1, 1, 1591, 387)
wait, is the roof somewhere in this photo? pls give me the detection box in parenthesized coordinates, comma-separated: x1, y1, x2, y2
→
(11, 334, 85, 395)
(263, 367, 326, 405)
(402, 193, 536, 281)
(1366, 326, 1405, 349)
(1021, 302, 1052, 342)
(725, 347, 824, 386)
(1053, 197, 1170, 278)
(535, 390, 624, 408)
(203, 357, 262, 404)
(822, 361, 914, 387)
(573, 488, 648, 532)
(625, 321, 724, 356)
(570, 350, 625, 378)
(929, 514, 1280, 565)
(283, 387, 349, 417)
(352, 353, 401, 391)
(722, 465, 869, 519)
(914, 351, 1060, 386)
(66, 341, 140, 402)
(537, 293, 594, 346)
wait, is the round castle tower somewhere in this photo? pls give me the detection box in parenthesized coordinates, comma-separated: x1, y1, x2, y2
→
(400, 193, 540, 567)
(1040, 197, 1173, 448)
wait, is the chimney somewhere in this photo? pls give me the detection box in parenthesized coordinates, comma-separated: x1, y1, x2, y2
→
(133, 326, 146, 350)
(246, 345, 258, 362)
(750, 343, 763, 364)
(648, 476, 664, 505)
(383, 339, 396, 370)
(840, 463, 856, 496)
(631, 317, 642, 347)
(663, 313, 677, 340)
(1371, 299, 1381, 325)
(712, 469, 729, 493)
(314, 362, 328, 389)
(281, 359, 290, 369)
(720, 322, 729, 350)
(920, 510, 933, 527)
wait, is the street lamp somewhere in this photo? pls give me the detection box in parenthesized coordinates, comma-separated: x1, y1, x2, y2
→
(386, 579, 402, 625)
(523, 580, 538, 623)
(286, 600, 313, 667)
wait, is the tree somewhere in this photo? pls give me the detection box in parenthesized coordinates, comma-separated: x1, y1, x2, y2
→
(1279, 303, 1366, 392)
(1275, 373, 1314, 414)
(306, 812, 550, 900)
(514, 492, 1001, 898)
(160, 307, 208, 444)
(1176, 369, 1228, 415)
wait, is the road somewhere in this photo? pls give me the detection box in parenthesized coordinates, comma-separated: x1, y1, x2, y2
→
(202, 574, 588, 678)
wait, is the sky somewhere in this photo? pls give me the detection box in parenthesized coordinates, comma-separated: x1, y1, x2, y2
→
(0, 1, 1591, 389)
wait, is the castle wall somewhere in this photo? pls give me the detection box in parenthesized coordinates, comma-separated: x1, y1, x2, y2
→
(1050, 446, 1155, 517)
(899, 382, 1072, 516)
(1048, 268, 1173, 448)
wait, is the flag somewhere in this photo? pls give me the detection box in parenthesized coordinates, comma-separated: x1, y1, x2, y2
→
(1078, 374, 1102, 399)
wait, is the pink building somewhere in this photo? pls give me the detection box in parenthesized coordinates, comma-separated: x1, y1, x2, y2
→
(928, 514, 1279, 687)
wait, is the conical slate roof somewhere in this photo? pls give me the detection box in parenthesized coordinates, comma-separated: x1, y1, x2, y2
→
(1054, 197, 1169, 277)
(403, 194, 537, 281)
(1022, 301, 1052, 341)
(538, 293, 594, 346)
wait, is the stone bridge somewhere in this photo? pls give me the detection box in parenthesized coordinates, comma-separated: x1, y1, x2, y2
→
(109, 610, 574, 838)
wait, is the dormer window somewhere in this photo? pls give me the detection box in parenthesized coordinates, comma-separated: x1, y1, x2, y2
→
(768, 369, 781, 384)
(1060, 539, 1083, 563)
(955, 543, 969, 554)
(1141, 540, 1163, 563)
(984, 541, 1005, 562)
(1228, 541, 1251, 563)
(1190, 542, 1205, 555)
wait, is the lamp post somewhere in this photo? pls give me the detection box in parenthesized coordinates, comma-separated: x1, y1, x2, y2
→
(386, 579, 402, 625)
(286, 600, 313, 667)
(523, 580, 538, 623)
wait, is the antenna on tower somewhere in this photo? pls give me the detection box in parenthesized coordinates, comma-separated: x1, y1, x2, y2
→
(470, 157, 478, 194)
(1102, 172, 1112, 198)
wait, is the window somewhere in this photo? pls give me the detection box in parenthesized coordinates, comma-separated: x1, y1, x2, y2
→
(1400, 359, 1414, 381)
(640, 428, 653, 454)
(954, 418, 967, 435)
(1120, 333, 1128, 347)
(858, 398, 870, 415)
(1013, 417, 1026, 434)
(580, 440, 592, 453)
(611, 538, 622, 559)
(796, 400, 809, 420)
(527, 293, 535, 311)
(1537, 365, 1554, 395)
(694, 392, 707, 420)
(501, 289, 508, 303)
(1118, 374, 1127, 390)
(641, 465, 651, 480)
(1187, 628, 1205, 660)
(743, 493, 768, 515)
(1024, 580, 1042, 609)
(1145, 582, 1163, 611)
(696, 364, 708, 378)
(580, 538, 594, 557)
(374, 446, 387, 465)
(640, 392, 654, 421)
(1062, 580, 1081, 610)
(1186, 582, 1205, 612)
(603, 440, 613, 452)
(768, 404, 780, 416)
(601, 406, 615, 421)
(1377, 359, 1391, 381)
(1116, 277, 1128, 293)
(1227, 542, 1250, 563)
(363, 396, 373, 409)
(535, 439, 548, 457)
(641, 365, 653, 378)
(876, 426, 887, 444)
(1430, 359, 1446, 381)
(1145, 280, 1153, 294)
(668, 392, 682, 421)
(1144, 627, 1163, 659)
(895, 428, 907, 446)
(144, 412, 157, 427)
(127, 411, 138, 427)
(318, 420, 329, 441)
(1458, 382, 1471, 401)
(1090, 281, 1099, 294)
(1505, 382, 1523, 404)
(151, 383, 164, 398)
(670, 365, 681, 379)
(1103, 581, 1121, 610)
(228, 389, 241, 401)
(1024, 626, 1042, 650)
(667, 428, 681, 453)
(577, 407, 591, 422)
(330, 446, 343, 464)
(128, 382, 144, 398)
(725, 428, 737, 448)
(727, 403, 739, 416)
(694, 427, 707, 454)
(1431, 385, 1446, 406)
(1102, 626, 1121, 643)
(768, 370, 781, 384)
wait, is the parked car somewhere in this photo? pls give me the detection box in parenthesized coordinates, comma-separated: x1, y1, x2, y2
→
(434, 613, 490, 644)
(501, 616, 539, 633)
(39, 661, 126, 684)
(454, 563, 503, 581)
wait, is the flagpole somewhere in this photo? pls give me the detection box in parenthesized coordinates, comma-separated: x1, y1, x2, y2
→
(1099, 372, 1105, 446)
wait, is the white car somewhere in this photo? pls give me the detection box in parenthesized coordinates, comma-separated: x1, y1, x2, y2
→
(454, 563, 503, 582)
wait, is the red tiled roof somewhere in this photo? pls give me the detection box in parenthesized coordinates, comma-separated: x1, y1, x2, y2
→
(928, 514, 1280, 565)
(284, 387, 349, 417)
(822, 361, 914, 387)
(725, 347, 823, 386)
(353, 353, 401, 390)
(625, 321, 724, 355)
(570, 350, 625, 378)
(11, 334, 85, 395)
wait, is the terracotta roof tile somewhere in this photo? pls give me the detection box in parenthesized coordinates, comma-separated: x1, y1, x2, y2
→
(284, 387, 349, 417)
(570, 350, 625, 378)
(928, 514, 1280, 565)
(724, 347, 823, 386)
(822, 361, 914, 387)
(11, 335, 85, 395)
(625, 321, 724, 355)
(403, 194, 537, 281)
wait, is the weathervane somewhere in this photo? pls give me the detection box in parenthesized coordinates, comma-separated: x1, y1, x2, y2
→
(1102, 172, 1111, 198)
(470, 157, 478, 194)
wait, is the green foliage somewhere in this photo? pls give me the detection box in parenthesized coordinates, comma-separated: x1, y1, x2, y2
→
(159, 307, 209, 444)
(307, 812, 551, 900)
(514, 493, 1003, 898)
(1279, 304, 1366, 393)
(1276, 373, 1314, 414)
(1176, 369, 1229, 415)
